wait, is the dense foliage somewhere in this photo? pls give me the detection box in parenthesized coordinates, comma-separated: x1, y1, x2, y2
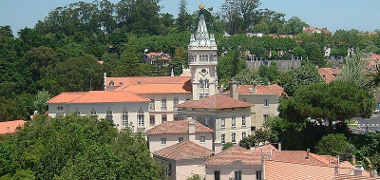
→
(0, 115, 164, 179)
(1, 0, 380, 121)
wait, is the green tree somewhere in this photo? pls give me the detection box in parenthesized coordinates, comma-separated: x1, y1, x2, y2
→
(279, 81, 375, 128)
(32, 91, 51, 114)
(338, 50, 369, 88)
(278, 62, 322, 96)
(217, 50, 246, 87)
(316, 134, 354, 156)
(176, 0, 192, 32)
(232, 69, 257, 85)
(187, 174, 202, 180)
(223, 142, 234, 150)
(0, 115, 164, 179)
(258, 62, 281, 82)
(287, 17, 309, 34)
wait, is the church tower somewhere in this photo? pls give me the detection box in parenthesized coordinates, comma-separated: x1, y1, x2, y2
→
(188, 7, 218, 100)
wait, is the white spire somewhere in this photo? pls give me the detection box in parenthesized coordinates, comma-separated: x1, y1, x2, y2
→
(196, 14, 209, 40)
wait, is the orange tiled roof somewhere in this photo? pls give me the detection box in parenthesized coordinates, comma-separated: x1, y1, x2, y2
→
(250, 144, 278, 153)
(153, 140, 212, 160)
(146, 120, 213, 135)
(116, 83, 191, 94)
(336, 174, 380, 180)
(206, 145, 262, 166)
(319, 68, 341, 83)
(237, 84, 285, 97)
(0, 120, 26, 135)
(106, 76, 191, 89)
(48, 91, 150, 104)
(265, 160, 336, 180)
(177, 94, 252, 110)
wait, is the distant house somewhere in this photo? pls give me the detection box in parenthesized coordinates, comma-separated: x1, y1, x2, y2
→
(146, 118, 213, 153)
(143, 52, 171, 65)
(351, 116, 380, 134)
(365, 54, 380, 72)
(303, 26, 331, 35)
(0, 120, 26, 135)
(227, 83, 285, 130)
(319, 68, 341, 83)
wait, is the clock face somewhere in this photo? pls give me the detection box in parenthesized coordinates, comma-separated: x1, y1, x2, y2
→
(200, 68, 208, 77)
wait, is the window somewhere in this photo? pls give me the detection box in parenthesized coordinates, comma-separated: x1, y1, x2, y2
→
(150, 115, 155, 126)
(242, 98, 248, 102)
(251, 126, 256, 131)
(90, 108, 97, 118)
(162, 114, 167, 123)
(178, 137, 184, 142)
(200, 136, 206, 143)
(221, 134, 225, 144)
(138, 109, 144, 127)
(232, 133, 236, 143)
(221, 118, 225, 129)
(242, 115, 246, 127)
(161, 99, 167, 111)
(256, 171, 262, 180)
(204, 79, 209, 88)
(106, 109, 113, 120)
(199, 80, 204, 88)
(242, 132, 247, 139)
(264, 114, 269, 122)
(204, 117, 209, 127)
(167, 163, 172, 176)
(161, 138, 167, 145)
(57, 106, 64, 117)
(173, 97, 179, 110)
(264, 99, 269, 107)
(214, 171, 220, 180)
(234, 171, 242, 180)
(122, 111, 128, 127)
(149, 99, 155, 111)
(232, 116, 236, 128)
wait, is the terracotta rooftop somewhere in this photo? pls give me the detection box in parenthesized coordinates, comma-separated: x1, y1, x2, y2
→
(206, 145, 262, 166)
(48, 91, 150, 104)
(106, 76, 191, 89)
(153, 140, 212, 160)
(335, 174, 380, 180)
(319, 68, 341, 83)
(115, 83, 191, 94)
(0, 120, 26, 135)
(265, 160, 336, 180)
(237, 84, 285, 97)
(146, 120, 213, 135)
(177, 94, 252, 110)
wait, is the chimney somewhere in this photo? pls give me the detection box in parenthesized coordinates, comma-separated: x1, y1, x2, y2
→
(278, 142, 282, 152)
(261, 155, 266, 180)
(229, 80, 239, 100)
(188, 117, 196, 142)
(306, 148, 310, 159)
(354, 165, 364, 176)
(104, 72, 107, 90)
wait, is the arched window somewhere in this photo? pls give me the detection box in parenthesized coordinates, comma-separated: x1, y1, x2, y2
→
(138, 108, 144, 127)
(204, 79, 209, 89)
(199, 79, 204, 88)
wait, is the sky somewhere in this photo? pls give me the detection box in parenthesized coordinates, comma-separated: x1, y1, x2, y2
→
(1, 0, 380, 35)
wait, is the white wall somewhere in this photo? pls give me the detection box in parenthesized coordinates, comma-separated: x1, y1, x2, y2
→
(48, 102, 149, 132)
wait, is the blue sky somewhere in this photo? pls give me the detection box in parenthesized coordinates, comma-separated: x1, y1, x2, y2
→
(1, 0, 379, 34)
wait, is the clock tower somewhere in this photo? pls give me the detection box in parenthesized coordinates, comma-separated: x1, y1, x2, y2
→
(188, 11, 218, 100)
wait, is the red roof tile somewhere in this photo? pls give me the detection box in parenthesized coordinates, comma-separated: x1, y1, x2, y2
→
(106, 76, 191, 89)
(177, 94, 252, 110)
(153, 140, 212, 160)
(265, 160, 336, 180)
(206, 145, 262, 166)
(319, 68, 341, 83)
(0, 120, 26, 135)
(116, 84, 191, 94)
(48, 91, 150, 104)
(146, 120, 213, 135)
(336, 174, 380, 180)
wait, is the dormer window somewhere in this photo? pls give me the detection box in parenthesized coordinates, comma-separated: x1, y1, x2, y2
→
(109, 81, 114, 87)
